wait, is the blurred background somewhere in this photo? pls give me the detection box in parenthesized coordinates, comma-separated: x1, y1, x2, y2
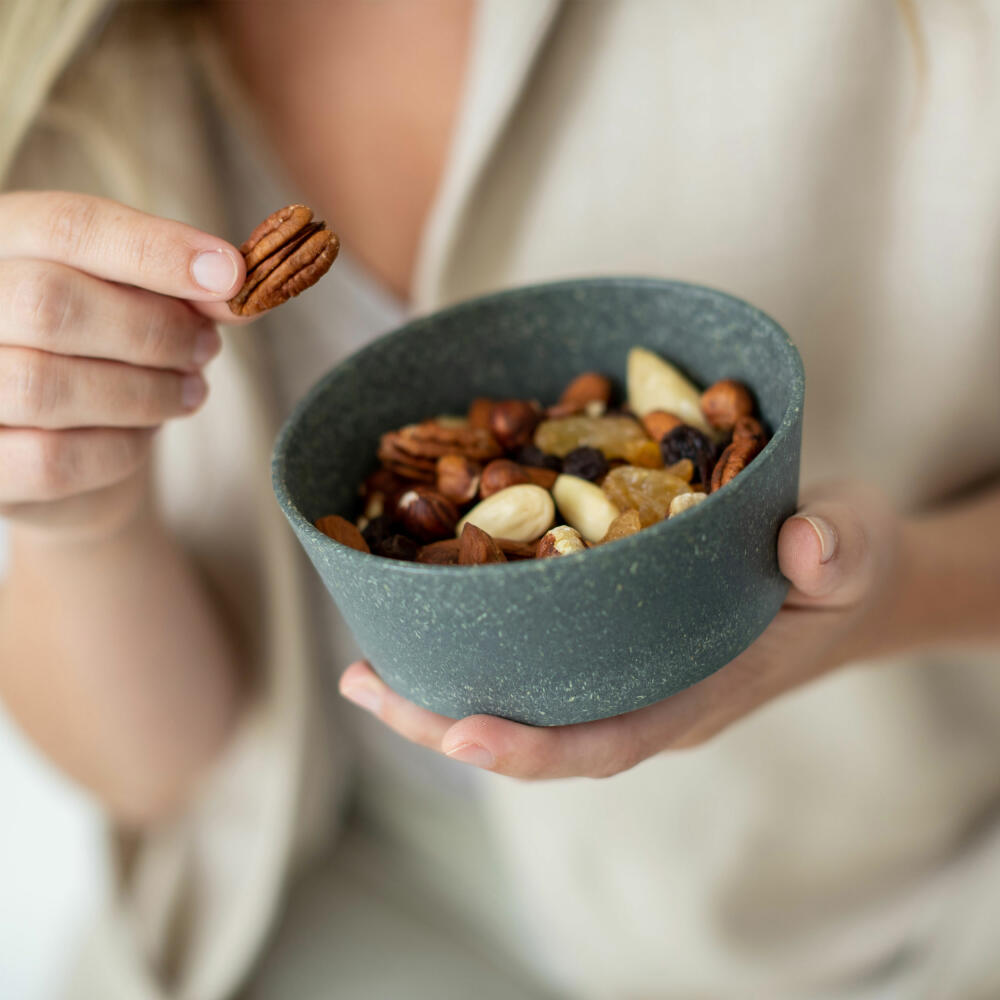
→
(0, 521, 107, 1000)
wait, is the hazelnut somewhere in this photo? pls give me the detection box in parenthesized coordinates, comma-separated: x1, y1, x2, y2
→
(489, 399, 542, 451)
(436, 454, 481, 504)
(641, 410, 683, 442)
(699, 379, 755, 432)
(458, 523, 507, 565)
(536, 525, 587, 558)
(480, 459, 530, 497)
(394, 486, 459, 542)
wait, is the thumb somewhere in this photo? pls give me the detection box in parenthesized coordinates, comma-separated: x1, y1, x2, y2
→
(777, 482, 897, 609)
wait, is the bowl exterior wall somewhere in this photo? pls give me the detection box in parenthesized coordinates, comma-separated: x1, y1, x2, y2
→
(274, 278, 804, 725)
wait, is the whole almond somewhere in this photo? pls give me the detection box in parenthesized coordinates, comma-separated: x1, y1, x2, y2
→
(458, 523, 507, 565)
(416, 538, 461, 564)
(315, 514, 370, 553)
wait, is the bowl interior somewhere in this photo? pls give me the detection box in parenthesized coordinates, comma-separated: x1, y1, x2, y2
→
(275, 277, 803, 530)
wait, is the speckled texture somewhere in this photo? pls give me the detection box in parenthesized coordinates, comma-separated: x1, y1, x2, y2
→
(273, 278, 804, 725)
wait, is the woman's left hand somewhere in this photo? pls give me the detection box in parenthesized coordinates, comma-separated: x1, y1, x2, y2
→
(339, 481, 906, 779)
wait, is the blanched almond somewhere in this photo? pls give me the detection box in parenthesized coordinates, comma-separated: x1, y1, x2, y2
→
(456, 484, 555, 542)
(626, 346, 712, 435)
(551, 474, 621, 543)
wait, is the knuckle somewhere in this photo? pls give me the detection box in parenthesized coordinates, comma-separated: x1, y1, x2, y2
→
(12, 263, 74, 345)
(24, 433, 74, 499)
(45, 194, 99, 260)
(120, 227, 175, 283)
(11, 350, 59, 423)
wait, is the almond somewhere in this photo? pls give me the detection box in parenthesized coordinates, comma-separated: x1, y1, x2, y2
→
(458, 523, 507, 565)
(551, 474, 621, 543)
(315, 514, 371, 553)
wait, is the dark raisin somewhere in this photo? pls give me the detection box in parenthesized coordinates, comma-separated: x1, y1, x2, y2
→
(512, 444, 562, 472)
(561, 446, 609, 482)
(660, 425, 717, 486)
(376, 534, 420, 561)
(361, 515, 393, 551)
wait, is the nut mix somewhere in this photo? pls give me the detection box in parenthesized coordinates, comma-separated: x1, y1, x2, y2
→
(313, 347, 770, 564)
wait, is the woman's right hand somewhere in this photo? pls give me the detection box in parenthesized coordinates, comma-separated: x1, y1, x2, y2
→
(0, 191, 246, 540)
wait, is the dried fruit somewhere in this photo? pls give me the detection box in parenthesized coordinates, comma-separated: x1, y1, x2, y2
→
(394, 487, 459, 542)
(534, 414, 647, 459)
(536, 525, 588, 558)
(229, 205, 339, 317)
(315, 514, 370, 553)
(458, 523, 507, 565)
(512, 445, 562, 472)
(375, 534, 420, 561)
(641, 410, 684, 442)
(436, 454, 481, 504)
(561, 446, 610, 482)
(601, 466, 692, 527)
(597, 508, 642, 544)
(361, 515, 393, 552)
(699, 379, 755, 432)
(659, 425, 717, 486)
(621, 439, 664, 469)
(489, 400, 543, 451)
(669, 492, 708, 517)
(457, 484, 555, 542)
(552, 474, 622, 542)
(626, 346, 712, 435)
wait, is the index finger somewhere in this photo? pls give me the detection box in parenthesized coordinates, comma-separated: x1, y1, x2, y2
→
(0, 191, 245, 313)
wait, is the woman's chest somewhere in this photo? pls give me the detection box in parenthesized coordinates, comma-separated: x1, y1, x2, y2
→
(215, 0, 472, 300)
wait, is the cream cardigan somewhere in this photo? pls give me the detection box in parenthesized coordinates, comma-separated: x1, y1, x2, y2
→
(7, 2, 1000, 998)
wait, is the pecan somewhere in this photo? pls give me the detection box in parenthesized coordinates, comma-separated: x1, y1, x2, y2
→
(229, 204, 339, 317)
(710, 435, 765, 492)
(378, 421, 502, 480)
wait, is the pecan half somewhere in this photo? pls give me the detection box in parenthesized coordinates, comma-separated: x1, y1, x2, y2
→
(378, 421, 502, 481)
(710, 435, 765, 492)
(229, 204, 339, 317)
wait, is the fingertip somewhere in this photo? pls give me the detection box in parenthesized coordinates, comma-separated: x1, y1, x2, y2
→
(779, 514, 838, 596)
(190, 247, 243, 297)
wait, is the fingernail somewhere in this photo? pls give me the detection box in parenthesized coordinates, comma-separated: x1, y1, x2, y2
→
(181, 373, 207, 410)
(341, 683, 381, 716)
(191, 249, 239, 294)
(797, 514, 837, 564)
(192, 326, 221, 366)
(444, 743, 495, 769)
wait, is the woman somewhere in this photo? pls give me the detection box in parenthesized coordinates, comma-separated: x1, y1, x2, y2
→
(1, 1, 999, 997)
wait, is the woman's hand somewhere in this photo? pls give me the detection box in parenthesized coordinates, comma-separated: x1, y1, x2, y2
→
(0, 190, 246, 539)
(340, 482, 908, 779)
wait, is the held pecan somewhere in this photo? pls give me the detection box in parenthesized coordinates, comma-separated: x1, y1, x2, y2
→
(379, 421, 502, 481)
(229, 204, 339, 317)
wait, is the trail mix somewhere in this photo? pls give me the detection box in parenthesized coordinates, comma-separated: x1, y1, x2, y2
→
(314, 347, 769, 564)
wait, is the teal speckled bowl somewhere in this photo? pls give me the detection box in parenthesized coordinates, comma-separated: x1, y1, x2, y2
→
(273, 278, 804, 725)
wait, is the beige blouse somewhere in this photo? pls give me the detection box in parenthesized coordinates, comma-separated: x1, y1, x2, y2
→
(7, 2, 1000, 998)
